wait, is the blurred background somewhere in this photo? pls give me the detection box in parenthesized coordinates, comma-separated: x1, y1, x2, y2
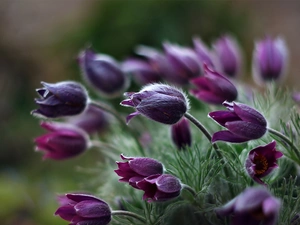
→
(1, 0, 300, 224)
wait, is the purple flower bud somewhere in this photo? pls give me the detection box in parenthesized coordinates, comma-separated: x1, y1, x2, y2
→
(190, 64, 238, 105)
(216, 187, 281, 225)
(164, 43, 202, 83)
(252, 37, 288, 84)
(114, 154, 164, 188)
(292, 92, 300, 104)
(171, 118, 192, 150)
(32, 81, 88, 118)
(209, 101, 267, 143)
(193, 37, 216, 69)
(120, 83, 189, 125)
(136, 174, 182, 202)
(213, 35, 242, 78)
(66, 104, 109, 134)
(245, 141, 283, 185)
(55, 193, 111, 225)
(122, 58, 162, 85)
(78, 48, 128, 97)
(34, 121, 89, 160)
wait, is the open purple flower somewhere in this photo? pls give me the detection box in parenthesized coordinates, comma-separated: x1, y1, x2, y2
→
(55, 193, 111, 225)
(209, 101, 267, 143)
(35, 122, 89, 160)
(216, 187, 281, 225)
(190, 64, 238, 105)
(252, 36, 288, 84)
(213, 35, 242, 78)
(136, 174, 182, 202)
(245, 141, 283, 185)
(115, 154, 164, 188)
(32, 81, 88, 118)
(171, 118, 192, 150)
(78, 48, 128, 97)
(120, 83, 189, 125)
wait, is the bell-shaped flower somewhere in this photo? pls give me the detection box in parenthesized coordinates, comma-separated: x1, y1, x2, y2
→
(122, 58, 162, 85)
(78, 48, 128, 97)
(213, 35, 242, 78)
(55, 193, 111, 225)
(34, 121, 89, 160)
(163, 43, 202, 84)
(245, 141, 283, 185)
(190, 64, 238, 105)
(114, 154, 164, 188)
(120, 83, 189, 125)
(136, 174, 182, 202)
(32, 81, 88, 118)
(209, 101, 267, 143)
(66, 104, 109, 134)
(193, 37, 216, 69)
(216, 187, 281, 225)
(252, 36, 288, 84)
(171, 118, 192, 150)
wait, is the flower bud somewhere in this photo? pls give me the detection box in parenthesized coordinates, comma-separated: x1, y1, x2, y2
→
(32, 81, 88, 118)
(193, 37, 215, 68)
(136, 174, 182, 202)
(34, 121, 89, 160)
(213, 35, 242, 78)
(252, 37, 288, 84)
(216, 187, 281, 225)
(190, 64, 238, 104)
(114, 154, 164, 188)
(55, 193, 111, 225)
(209, 101, 267, 143)
(171, 118, 192, 150)
(121, 83, 189, 125)
(78, 48, 128, 97)
(245, 141, 283, 185)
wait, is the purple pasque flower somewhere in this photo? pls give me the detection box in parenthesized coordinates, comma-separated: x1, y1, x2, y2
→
(252, 36, 288, 84)
(193, 37, 216, 69)
(171, 118, 192, 150)
(67, 104, 109, 134)
(245, 141, 283, 185)
(209, 101, 267, 143)
(32, 81, 88, 118)
(120, 83, 189, 125)
(213, 35, 242, 78)
(35, 121, 89, 160)
(55, 193, 111, 225)
(136, 174, 182, 202)
(122, 58, 162, 85)
(114, 154, 164, 188)
(78, 48, 128, 97)
(163, 43, 202, 83)
(216, 187, 281, 225)
(190, 64, 238, 105)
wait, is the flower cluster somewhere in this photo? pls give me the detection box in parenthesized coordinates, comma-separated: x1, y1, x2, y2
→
(30, 32, 300, 225)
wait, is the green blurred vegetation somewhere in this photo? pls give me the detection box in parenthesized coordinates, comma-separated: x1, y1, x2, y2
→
(0, 0, 250, 224)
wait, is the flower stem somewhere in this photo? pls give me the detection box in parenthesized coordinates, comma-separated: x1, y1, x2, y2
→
(90, 100, 145, 156)
(267, 127, 300, 159)
(111, 210, 147, 224)
(181, 184, 197, 198)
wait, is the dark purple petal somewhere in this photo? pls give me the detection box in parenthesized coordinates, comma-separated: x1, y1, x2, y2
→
(208, 111, 240, 127)
(171, 118, 192, 149)
(66, 194, 105, 204)
(225, 121, 267, 140)
(193, 37, 215, 68)
(129, 158, 163, 177)
(75, 200, 111, 218)
(156, 174, 181, 193)
(55, 205, 76, 221)
(212, 130, 250, 143)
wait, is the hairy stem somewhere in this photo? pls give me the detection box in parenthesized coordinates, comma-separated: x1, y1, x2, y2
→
(111, 210, 147, 224)
(182, 184, 198, 198)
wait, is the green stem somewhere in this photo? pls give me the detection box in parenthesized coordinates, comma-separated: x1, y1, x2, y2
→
(90, 100, 145, 156)
(111, 210, 147, 224)
(267, 127, 300, 159)
(181, 184, 197, 198)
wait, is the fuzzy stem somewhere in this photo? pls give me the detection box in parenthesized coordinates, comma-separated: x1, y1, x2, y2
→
(181, 184, 197, 198)
(111, 210, 147, 224)
(267, 127, 300, 159)
(90, 140, 119, 152)
(90, 100, 145, 156)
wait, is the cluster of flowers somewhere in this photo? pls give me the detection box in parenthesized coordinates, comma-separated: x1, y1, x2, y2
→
(31, 34, 297, 225)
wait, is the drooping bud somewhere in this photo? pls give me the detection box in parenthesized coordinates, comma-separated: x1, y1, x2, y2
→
(171, 118, 192, 150)
(32, 81, 88, 118)
(78, 48, 128, 97)
(121, 83, 189, 125)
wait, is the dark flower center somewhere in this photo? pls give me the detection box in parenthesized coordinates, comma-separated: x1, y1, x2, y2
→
(253, 154, 268, 175)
